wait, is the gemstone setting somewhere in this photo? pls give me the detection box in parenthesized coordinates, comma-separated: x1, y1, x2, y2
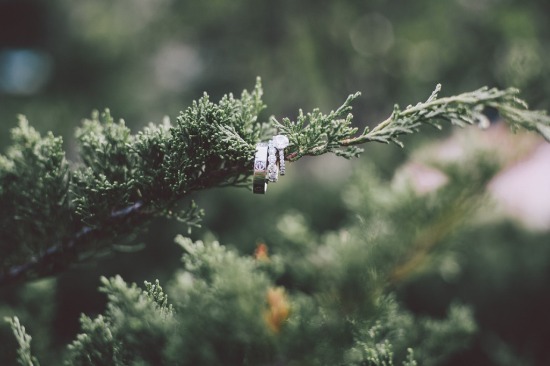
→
(273, 135, 289, 175)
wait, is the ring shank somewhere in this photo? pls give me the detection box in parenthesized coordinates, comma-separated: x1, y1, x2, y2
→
(253, 143, 268, 194)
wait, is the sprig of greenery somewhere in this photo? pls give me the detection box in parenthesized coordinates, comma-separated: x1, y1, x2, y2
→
(275, 84, 550, 161)
(4, 317, 40, 366)
(144, 279, 174, 317)
(271, 92, 362, 160)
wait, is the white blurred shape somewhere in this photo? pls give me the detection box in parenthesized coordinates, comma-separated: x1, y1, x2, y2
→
(394, 125, 550, 231)
(153, 43, 202, 92)
(489, 143, 550, 230)
(349, 13, 394, 57)
(393, 162, 449, 194)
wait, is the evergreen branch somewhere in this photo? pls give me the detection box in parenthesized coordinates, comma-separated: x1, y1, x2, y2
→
(0, 79, 266, 286)
(0, 201, 147, 286)
(276, 84, 550, 161)
(1, 79, 549, 286)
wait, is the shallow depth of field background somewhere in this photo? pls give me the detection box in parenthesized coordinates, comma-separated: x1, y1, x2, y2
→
(1, 1, 550, 365)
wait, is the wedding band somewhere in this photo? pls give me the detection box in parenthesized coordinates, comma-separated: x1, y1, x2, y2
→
(253, 142, 268, 194)
(267, 140, 279, 183)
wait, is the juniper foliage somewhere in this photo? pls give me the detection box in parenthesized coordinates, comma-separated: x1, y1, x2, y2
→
(4, 316, 39, 366)
(1, 79, 548, 285)
(1, 80, 550, 365)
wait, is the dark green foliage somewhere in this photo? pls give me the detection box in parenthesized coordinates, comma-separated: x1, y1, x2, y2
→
(0, 81, 268, 284)
(73, 110, 138, 226)
(72, 78, 268, 228)
(57, 153, 491, 365)
(272, 92, 363, 160)
(165, 237, 274, 365)
(66, 276, 173, 366)
(62, 239, 272, 366)
(144, 279, 173, 316)
(274, 84, 550, 164)
(345, 299, 475, 366)
(2, 2, 550, 365)
(0, 118, 70, 270)
(4, 316, 40, 366)
(165, 77, 269, 194)
(1, 80, 549, 365)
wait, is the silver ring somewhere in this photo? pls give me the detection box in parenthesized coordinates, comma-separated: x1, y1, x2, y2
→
(253, 142, 268, 194)
(267, 140, 279, 183)
(273, 135, 289, 175)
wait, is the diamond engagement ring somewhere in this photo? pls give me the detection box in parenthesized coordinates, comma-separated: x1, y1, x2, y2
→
(273, 135, 289, 175)
(253, 142, 268, 194)
(267, 140, 279, 183)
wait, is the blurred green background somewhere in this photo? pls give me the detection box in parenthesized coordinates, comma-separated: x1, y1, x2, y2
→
(1, 0, 550, 364)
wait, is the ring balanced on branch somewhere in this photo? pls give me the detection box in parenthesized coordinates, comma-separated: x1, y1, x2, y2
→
(1, 78, 549, 285)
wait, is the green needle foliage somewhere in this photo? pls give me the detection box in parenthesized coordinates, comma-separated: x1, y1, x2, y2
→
(274, 83, 550, 161)
(4, 317, 39, 366)
(1, 79, 549, 365)
(0, 78, 269, 285)
(5, 151, 494, 365)
(1, 77, 548, 281)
